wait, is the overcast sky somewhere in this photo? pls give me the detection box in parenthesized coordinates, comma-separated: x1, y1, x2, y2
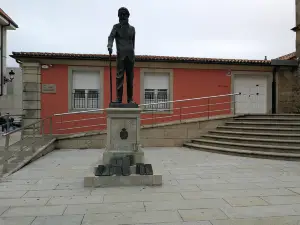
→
(2, 0, 296, 67)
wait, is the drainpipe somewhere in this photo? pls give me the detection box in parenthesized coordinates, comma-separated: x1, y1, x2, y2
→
(0, 23, 11, 96)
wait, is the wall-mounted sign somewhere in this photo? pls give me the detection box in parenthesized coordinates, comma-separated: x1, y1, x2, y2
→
(42, 84, 56, 93)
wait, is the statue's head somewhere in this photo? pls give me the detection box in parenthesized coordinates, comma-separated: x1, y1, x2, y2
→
(118, 7, 130, 24)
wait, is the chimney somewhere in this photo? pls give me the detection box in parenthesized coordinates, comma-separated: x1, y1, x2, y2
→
(264, 56, 267, 60)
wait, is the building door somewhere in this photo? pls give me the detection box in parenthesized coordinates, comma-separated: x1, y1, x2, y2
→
(234, 75, 267, 114)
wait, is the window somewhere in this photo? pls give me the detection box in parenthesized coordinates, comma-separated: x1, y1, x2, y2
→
(72, 70, 101, 110)
(144, 72, 170, 111)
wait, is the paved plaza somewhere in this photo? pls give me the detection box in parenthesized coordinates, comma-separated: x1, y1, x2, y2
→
(1, 147, 300, 224)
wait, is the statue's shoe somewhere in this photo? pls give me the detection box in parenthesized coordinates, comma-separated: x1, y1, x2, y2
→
(127, 100, 136, 104)
(112, 99, 122, 104)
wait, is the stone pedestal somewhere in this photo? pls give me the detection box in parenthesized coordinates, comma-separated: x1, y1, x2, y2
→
(102, 108, 144, 164)
(84, 107, 162, 187)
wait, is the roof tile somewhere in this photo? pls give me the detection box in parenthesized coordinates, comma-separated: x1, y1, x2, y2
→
(276, 52, 296, 60)
(11, 52, 272, 66)
(0, 8, 18, 28)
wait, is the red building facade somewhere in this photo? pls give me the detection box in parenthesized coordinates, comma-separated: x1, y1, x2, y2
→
(11, 52, 273, 135)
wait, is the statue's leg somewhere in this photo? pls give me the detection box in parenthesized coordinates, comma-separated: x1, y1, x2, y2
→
(125, 57, 134, 103)
(116, 58, 125, 103)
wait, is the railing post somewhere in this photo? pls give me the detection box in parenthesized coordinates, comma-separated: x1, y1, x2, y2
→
(49, 117, 53, 137)
(232, 94, 236, 115)
(41, 119, 44, 138)
(208, 98, 210, 119)
(152, 110, 154, 128)
(2, 133, 10, 174)
(19, 114, 25, 154)
(31, 124, 36, 153)
(17, 126, 25, 161)
(179, 102, 182, 123)
(5, 113, 10, 133)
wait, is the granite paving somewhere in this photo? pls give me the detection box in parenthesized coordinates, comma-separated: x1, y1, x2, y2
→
(1, 147, 300, 224)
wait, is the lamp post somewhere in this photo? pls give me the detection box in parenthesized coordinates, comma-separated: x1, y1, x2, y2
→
(3, 70, 15, 84)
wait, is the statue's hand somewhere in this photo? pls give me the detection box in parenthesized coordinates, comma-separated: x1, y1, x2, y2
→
(108, 47, 112, 55)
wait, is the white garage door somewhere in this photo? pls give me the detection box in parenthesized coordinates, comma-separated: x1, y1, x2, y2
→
(234, 75, 267, 114)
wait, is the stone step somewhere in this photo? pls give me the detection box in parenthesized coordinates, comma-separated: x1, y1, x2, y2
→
(2, 153, 37, 176)
(1, 146, 38, 160)
(234, 117, 300, 123)
(1, 161, 19, 175)
(9, 157, 23, 164)
(0, 137, 55, 177)
(0, 157, 6, 165)
(191, 138, 300, 153)
(19, 150, 34, 157)
(217, 126, 300, 134)
(0, 151, 14, 161)
(183, 143, 300, 160)
(241, 114, 300, 118)
(8, 153, 32, 161)
(202, 134, 300, 147)
(183, 114, 300, 160)
(5, 162, 19, 171)
(208, 130, 300, 140)
(0, 145, 31, 154)
(226, 121, 300, 128)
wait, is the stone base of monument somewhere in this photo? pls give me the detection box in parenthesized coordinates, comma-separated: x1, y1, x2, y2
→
(84, 174, 162, 187)
(83, 107, 162, 187)
(102, 150, 144, 165)
(84, 156, 162, 187)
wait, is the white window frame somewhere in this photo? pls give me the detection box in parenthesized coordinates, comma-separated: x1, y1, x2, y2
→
(68, 66, 104, 112)
(144, 88, 169, 111)
(72, 89, 100, 110)
(140, 68, 173, 113)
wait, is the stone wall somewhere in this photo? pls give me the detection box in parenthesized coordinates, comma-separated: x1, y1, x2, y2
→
(278, 0, 300, 114)
(21, 62, 41, 128)
(296, 0, 300, 57)
(55, 116, 233, 149)
(277, 69, 300, 113)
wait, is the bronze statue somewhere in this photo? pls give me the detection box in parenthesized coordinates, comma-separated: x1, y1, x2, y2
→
(107, 7, 136, 104)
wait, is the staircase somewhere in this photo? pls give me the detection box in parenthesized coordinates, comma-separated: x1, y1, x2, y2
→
(183, 114, 300, 159)
(0, 115, 56, 177)
(0, 136, 55, 177)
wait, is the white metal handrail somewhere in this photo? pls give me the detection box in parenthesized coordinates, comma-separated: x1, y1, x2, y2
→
(2, 92, 240, 136)
(48, 92, 238, 133)
(52, 92, 240, 116)
(139, 92, 240, 107)
(54, 108, 105, 116)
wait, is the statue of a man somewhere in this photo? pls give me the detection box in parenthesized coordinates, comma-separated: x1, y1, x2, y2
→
(107, 7, 136, 104)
